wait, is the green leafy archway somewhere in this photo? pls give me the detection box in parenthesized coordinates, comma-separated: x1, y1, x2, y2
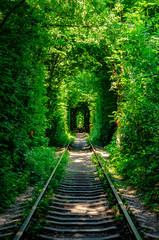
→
(70, 102, 90, 133)
(0, 0, 158, 211)
(76, 112, 84, 129)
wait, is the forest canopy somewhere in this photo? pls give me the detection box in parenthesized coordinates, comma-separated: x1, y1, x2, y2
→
(0, 0, 158, 211)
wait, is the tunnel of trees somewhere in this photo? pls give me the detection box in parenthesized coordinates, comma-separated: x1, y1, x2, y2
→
(0, 0, 158, 212)
(70, 102, 90, 132)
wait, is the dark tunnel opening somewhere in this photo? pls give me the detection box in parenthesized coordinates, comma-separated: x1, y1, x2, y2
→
(70, 102, 90, 133)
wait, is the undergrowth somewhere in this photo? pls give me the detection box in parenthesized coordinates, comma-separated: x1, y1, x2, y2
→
(92, 153, 139, 238)
(23, 151, 69, 239)
(105, 135, 159, 213)
(0, 147, 57, 212)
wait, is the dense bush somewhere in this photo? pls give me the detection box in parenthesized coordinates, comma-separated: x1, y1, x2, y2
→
(0, 147, 57, 212)
(103, 0, 159, 210)
(106, 134, 159, 210)
(25, 147, 56, 183)
(0, 0, 71, 210)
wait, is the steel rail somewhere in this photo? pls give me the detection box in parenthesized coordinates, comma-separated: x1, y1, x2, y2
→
(88, 138, 143, 240)
(13, 139, 72, 240)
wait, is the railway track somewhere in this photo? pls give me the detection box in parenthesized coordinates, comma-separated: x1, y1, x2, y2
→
(2, 133, 143, 240)
(38, 150, 120, 240)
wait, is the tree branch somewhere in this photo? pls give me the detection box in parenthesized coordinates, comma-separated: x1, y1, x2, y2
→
(44, 24, 94, 28)
(0, 0, 26, 29)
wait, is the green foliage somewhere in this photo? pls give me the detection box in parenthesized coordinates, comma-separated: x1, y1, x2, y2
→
(0, 0, 51, 210)
(0, 146, 57, 212)
(23, 151, 69, 238)
(0, 0, 158, 212)
(90, 75, 117, 146)
(106, 134, 159, 210)
(102, 0, 159, 210)
(25, 147, 56, 183)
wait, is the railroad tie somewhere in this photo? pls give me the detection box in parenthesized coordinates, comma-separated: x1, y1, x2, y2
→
(39, 151, 120, 240)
